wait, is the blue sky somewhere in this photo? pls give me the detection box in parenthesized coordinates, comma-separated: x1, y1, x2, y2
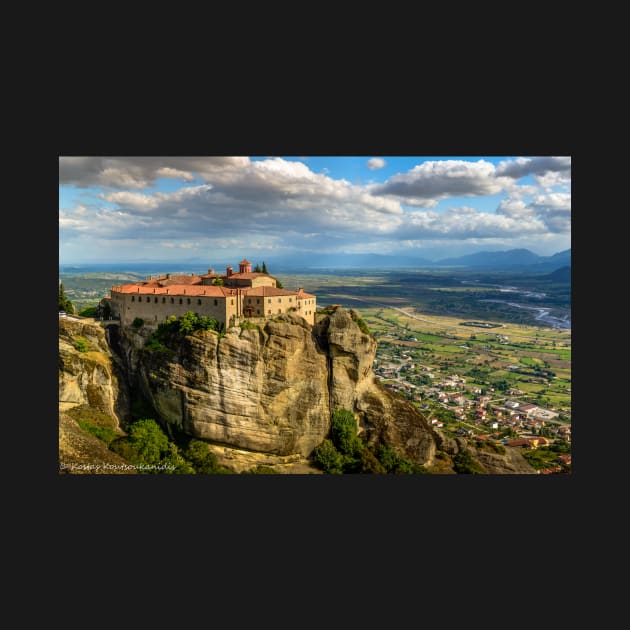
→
(59, 156, 570, 263)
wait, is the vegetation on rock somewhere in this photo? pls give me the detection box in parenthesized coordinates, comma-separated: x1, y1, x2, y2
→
(58, 282, 74, 314)
(311, 408, 429, 474)
(74, 336, 90, 352)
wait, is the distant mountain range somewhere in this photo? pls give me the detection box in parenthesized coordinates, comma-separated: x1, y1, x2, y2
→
(266, 248, 571, 272)
(435, 248, 571, 270)
(61, 248, 571, 274)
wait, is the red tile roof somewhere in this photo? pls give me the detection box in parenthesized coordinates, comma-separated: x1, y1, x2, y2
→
(239, 259, 251, 265)
(112, 284, 236, 297)
(506, 439, 532, 448)
(159, 274, 202, 286)
(227, 272, 275, 280)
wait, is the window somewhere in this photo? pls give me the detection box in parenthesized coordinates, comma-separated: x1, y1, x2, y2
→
(171, 298, 174, 304)
(162, 297, 166, 303)
(187, 298, 191, 305)
(278, 298, 282, 303)
(257, 309, 260, 315)
(248, 298, 252, 304)
(131, 296, 135, 302)
(268, 310, 271, 315)
(289, 298, 292, 302)
(278, 309, 281, 314)
(268, 299, 271, 304)
(231, 299, 234, 305)
(147, 297, 151, 302)
(155, 297, 158, 303)
(197, 299, 202, 305)
(256, 299, 260, 304)
(214, 299, 218, 306)
(179, 298, 183, 304)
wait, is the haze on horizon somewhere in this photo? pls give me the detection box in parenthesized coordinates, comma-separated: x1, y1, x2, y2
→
(59, 156, 571, 264)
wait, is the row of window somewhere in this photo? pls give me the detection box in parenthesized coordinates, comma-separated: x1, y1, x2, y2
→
(129, 295, 312, 307)
(130, 295, 233, 306)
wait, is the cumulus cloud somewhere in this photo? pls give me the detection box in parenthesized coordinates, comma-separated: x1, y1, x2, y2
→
(497, 192, 571, 233)
(101, 191, 160, 211)
(496, 156, 571, 179)
(372, 159, 513, 206)
(59, 156, 250, 188)
(400, 206, 546, 239)
(367, 157, 386, 170)
(529, 192, 571, 233)
(60, 156, 571, 260)
(62, 160, 405, 246)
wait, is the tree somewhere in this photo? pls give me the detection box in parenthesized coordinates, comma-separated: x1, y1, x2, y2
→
(114, 418, 171, 468)
(212, 277, 224, 286)
(453, 450, 486, 474)
(58, 282, 74, 314)
(185, 439, 220, 473)
(179, 311, 199, 335)
(254, 263, 261, 273)
(276, 279, 284, 289)
(312, 439, 344, 474)
(78, 306, 98, 317)
(162, 443, 195, 474)
(331, 409, 363, 456)
(262, 261, 268, 274)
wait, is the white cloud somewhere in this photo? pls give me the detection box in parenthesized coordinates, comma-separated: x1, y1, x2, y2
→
(496, 156, 571, 179)
(534, 171, 571, 190)
(367, 157, 386, 170)
(529, 192, 571, 233)
(101, 191, 159, 211)
(372, 159, 513, 206)
(60, 156, 571, 261)
(59, 157, 250, 188)
(400, 206, 546, 239)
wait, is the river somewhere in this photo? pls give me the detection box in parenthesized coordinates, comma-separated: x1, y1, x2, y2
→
(479, 300, 571, 329)
(461, 281, 570, 329)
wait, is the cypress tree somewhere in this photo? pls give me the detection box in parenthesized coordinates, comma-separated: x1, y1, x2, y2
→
(58, 282, 74, 314)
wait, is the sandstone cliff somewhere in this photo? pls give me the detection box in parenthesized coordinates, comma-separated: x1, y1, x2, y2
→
(59, 318, 128, 419)
(59, 308, 535, 474)
(131, 308, 437, 466)
(58, 318, 130, 470)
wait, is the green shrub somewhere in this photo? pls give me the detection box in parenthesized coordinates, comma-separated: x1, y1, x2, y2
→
(78, 306, 98, 317)
(376, 444, 429, 474)
(145, 337, 168, 352)
(110, 419, 170, 471)
(242, 465, 279, 474)
(162, 443, 196, 474)
(312, 439, 344, 474)
(453, 450, 486, 474)
(132, 317, 144, 328)
(349, 309, 371, 336)
(184, 439, 222, 474)
(77, 419, 118, 445)
(356, 447, 387, 474)
(331, 409, 363, 456)
(239, 320, 259, 331)
(74, 336, 90, 352)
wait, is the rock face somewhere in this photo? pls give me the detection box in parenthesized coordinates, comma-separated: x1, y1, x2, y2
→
(59, 411, 134, 474)
(131, 308, 437, 464)
(58, 309, 540, 473)
(58, 318, 127, 421)
(471, 446, 537, 474)
(58, 308, 439, 468)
